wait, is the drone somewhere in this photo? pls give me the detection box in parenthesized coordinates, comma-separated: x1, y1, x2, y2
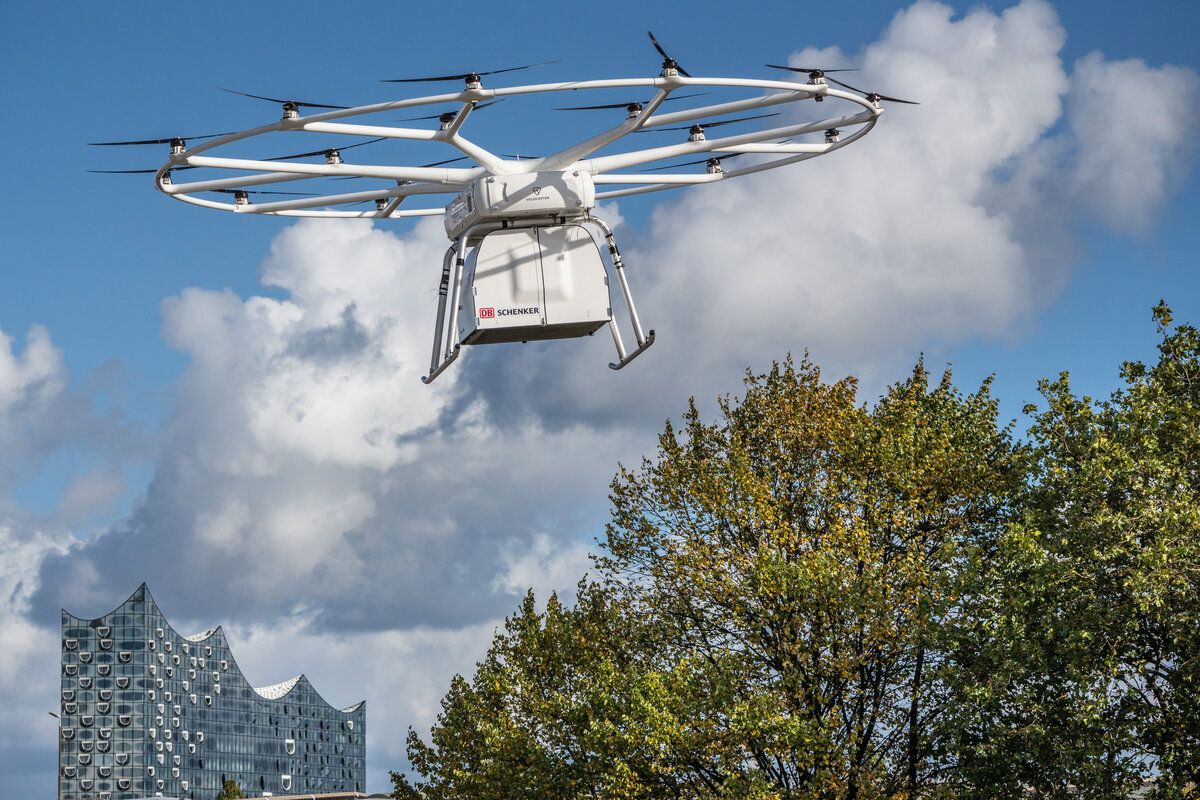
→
(92, 34, 908, 384)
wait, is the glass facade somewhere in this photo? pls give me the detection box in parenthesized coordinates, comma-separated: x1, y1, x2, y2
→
(59, 584, 365, 799)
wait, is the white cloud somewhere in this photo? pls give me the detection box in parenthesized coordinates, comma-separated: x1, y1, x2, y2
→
(15, 0, 1200, 791)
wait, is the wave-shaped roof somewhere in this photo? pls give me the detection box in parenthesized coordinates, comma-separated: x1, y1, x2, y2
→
(63, 583, 364, 714)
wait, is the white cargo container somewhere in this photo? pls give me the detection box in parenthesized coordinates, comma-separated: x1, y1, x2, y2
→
(458, 225, 611, 345)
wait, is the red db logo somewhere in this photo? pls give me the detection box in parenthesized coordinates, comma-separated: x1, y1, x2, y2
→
(480, 307, 495, 319)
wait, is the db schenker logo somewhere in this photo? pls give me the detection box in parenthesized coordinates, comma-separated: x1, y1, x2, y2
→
(480, 307, 495, 319)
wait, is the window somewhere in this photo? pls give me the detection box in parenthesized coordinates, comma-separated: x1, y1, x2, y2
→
(188, 743, 196, 754)
(148, 690, 155, 700)
(78, 753, 92, 765)
(147, 766, 155, 776)
(79, 677, 92, 688)
(118, 651, 131, 663)
(116, 677, 130, 689)
(157, 703, 164, 714)
(155, 741, 163, 752)
(80, 778, 93, 791)
(181, 643, 189, 654)
(97, 702, 110, 713)
(204, 646, 212, 656)
(100, 727, 112, 739)
(65, 639, 78, 650)
(149, 665, 156, 676)
(156, 628, 164, 639)
(97, 664, 111, 676)
(62, 689, 74, 701)
(148, 640, 155, 651)
(196, 732, 204, 742)
(99, 638, 113, 650)
(99, 766, 112, 778)
(157, 653, 165, 664)
(116, 753, 129, 766)
(164, 641, 172, 652)
(97, 626, 110, 637)
(285, 739, 296, 755)
(204, 696, 212, 706)
(63, 767, 76, 778)
(118, 779, 130, 790)
(118, 715, 131, 727)
(99, 689, 112, 700)
(61, 728, 74, 740)
(190, 694, 197, 705)
(182, 681, 189, 691)
(79, 652, 92, 663)
(214, 684, 221, 695)
(64, 703, 77, 714)
(64, 664, 78, 676)
(220, 659, 228, 670)
(81, 741, 93, 752)
(97, 740, 109, 753)
(81, 715, 93, 727)
(282, 775, 292, 791)
(155, 716, 163, 726)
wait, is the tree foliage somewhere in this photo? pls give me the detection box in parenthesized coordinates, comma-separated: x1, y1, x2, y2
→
(215, 778, 244, 800)
(952, 303, 1200, 798)
(396, 308, 1200, 799)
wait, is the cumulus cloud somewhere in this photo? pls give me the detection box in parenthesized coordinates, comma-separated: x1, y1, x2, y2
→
(15, 0, 1200, 790)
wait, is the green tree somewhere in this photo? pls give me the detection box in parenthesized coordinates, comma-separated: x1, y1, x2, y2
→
(215, 778, 244, 800)
(397, 356, 1022, 799)
(953, 304, 1200, 798)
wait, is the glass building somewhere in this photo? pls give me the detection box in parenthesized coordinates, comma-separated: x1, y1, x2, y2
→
(59, 584, 365, 799)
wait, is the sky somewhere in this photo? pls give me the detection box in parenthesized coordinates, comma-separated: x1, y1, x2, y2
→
(2, 0, 1199, 795)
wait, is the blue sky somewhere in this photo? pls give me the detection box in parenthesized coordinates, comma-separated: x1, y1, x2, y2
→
(2, 0, 1198, 795)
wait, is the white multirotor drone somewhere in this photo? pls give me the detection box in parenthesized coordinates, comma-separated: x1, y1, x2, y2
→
(93, 34, 910, 383)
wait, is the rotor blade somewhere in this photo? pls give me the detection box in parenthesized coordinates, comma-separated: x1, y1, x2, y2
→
(88, 166, 200, 174)
(211, 189, 318, 196)
(649, 112, 781, 132)
(765, 64, 859, 75)
(263, 137, 388, 162)
(88, 132, 235, 146)
(218, 87, 349, 110)
(639, 152, 744, 172)
(552, 92, 710, 111)
(825, 76, 919, 104)
(381, 61, 559, 83)
(647, 31, 691, 78)
(397, 100, 503, 121)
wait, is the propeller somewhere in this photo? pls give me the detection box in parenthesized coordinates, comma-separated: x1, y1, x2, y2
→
(262, 137, 388, 162)
(211, 189, 317, 196)
(648, 31, 691, 78)
(327, 154, 473, 179)
(826, 76, 919, 105)
(381, 61, 559, 84)
(552, 92, 709, 111)
(765, 64, 859, 80)
(397, 100, 503, 122)
(639, 152, 744, 172)
(88, 166, 199, 174)
(218, 87, 349, 110)
(88, 132, 235, 147)
(648, 112, 780, 132)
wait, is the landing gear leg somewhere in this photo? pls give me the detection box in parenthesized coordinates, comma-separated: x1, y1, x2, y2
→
(588, 216, 655, 370)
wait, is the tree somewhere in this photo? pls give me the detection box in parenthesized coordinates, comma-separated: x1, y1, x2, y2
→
(216, 778, 244, 800)
(397, 355, 1023, 799)
(952, 304, 1200, 798)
